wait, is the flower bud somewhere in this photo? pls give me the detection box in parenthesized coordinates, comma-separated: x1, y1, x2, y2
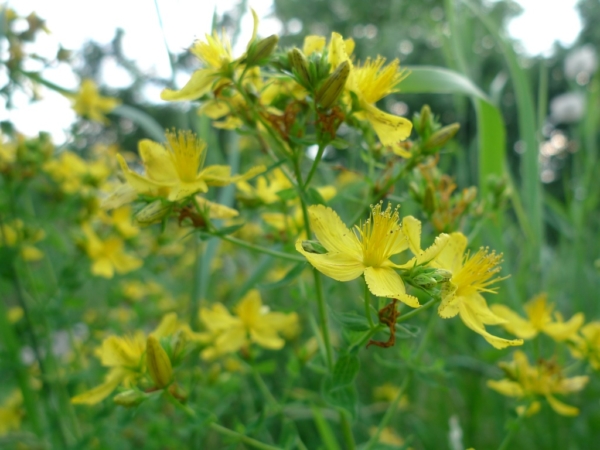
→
(288, 48, 311, 87)
(135, 200, 170, 225)
(113, 389, 148, 408)
(301, 240, 328, 254)
(415, 104, 432, 136)
(146, 335, 173, 389)
(316, 61, 350, 109)
(423, 123, 460, 151)
(246, 35, 279, 67)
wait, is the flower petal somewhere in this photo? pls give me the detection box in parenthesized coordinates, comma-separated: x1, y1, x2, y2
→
(486, 379, 524, 398)
(296, 241, 365, 281)
(490, 304, 539, 339)
(117, 154, 172, 194)
(71, 369, 124, 405)
(308, 205, 362, 258)
(363, 103, 412, 146)
(545, 394, 579, 416)
(432, 232, 467, 273)
(199, 164, 266, 187)
(437, 283, 460, 318)
(303, 35, 326, 56)
(160, 68, 216, 102)
(544, 312, 585, 342)
(138, 140, 178, 183)
(458, 302, 523, 349)
(364, 266, 419, 307)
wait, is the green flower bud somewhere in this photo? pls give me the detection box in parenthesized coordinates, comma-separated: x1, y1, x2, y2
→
(288, 48, 311, 87)
(423, 123, 460, 151)
(301, 240, 328, 254)
(135, 201, 170, 225)
(316, 61, 350, 109)
(113, 389, 148, 408)
(246, 35, 279, 66)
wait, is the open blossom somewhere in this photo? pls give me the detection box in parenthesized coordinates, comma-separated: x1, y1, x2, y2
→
(322, 32, 412, 146)
(197, 289, 299, 360)
(569, 321, 600, 369)
(487, 350, 588, 416)
(116, 130, 265, 203)
(430, 232, 523, 349)
(69, 79, 120, 124)
(81, 223, 142, 278)
(296, 203, 449, 307)
(491, 293, 584, 341)
(161, 11, 260, 102)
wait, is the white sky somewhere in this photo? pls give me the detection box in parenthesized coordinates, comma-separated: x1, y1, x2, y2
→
(1, 0, 584, 144)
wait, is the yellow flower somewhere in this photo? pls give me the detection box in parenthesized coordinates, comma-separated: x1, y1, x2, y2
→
(43, 150, 110, 194)
(70, 79, 120, 124)
(0, 390, 23, 436)
(0, 219, 45, 261)
(296, 203, 448, 307)
(161, 10, 260, 102)
(569, 321, 600, 370)
(71, 313, 189, 405)
(325, 32, 412, 146)
(430, 232, 522, 349)
(117, 130, 265, 202)
(237, 167, 293, 205)
(491, 293, 584, 341)
(198, 289, 298, 360)
(487, 350, 588, 416)
(99, 205, 139, 238)
(81, 223, 142, 278)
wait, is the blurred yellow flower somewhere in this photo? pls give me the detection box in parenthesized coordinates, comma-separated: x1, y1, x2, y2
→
(296, 203, 448, 307)
(569, 321, 600, 370)
(487, 350, 588, 416)
(0, 390, 23, 436)
(69, 79, 120, 124)
(99, 205, 139, 238)
(198, 289, 299, 360)
(161, 10, 260, 102)
(117, 130, 265, 202)
(237, 167, 293, 205)
(0, 219, 45, 261)
(81, 223, 142, 278)
(491, 293, 584, 341)
(71, 313, 190, 405)
(430, 232, 522, 349)
(43, 150, 110, 195)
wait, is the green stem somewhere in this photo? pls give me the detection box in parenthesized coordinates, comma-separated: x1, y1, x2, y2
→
(396, 297, 439, 324)
(165, 391, 283, 450)
(313, 269, 334, 371)
(303, 143, 326, 189)
(364, 281, 375, 328)
(217, 234, 305, 262)
(339, 410, 357, 450)
(209, 423, 284, 450)
(497, 411, 527, 450)
(365, 308, 437, 450)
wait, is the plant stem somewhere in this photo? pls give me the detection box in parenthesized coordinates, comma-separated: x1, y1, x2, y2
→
(497, 412, 527, 450)
(396, 297, 439, 324)
(217, 234, 305, 262)
(303, 142, 326, 189)
(313, 269, 334, 371)
(339, 410, 357, 450)
(364, 281, 375, 328)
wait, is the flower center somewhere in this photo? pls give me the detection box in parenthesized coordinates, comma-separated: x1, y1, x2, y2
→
(191, 32, 233, 69)
(356, 203, 404, 267)
(453, 248, 505, 297)
(165, 130, 206, 183)
(352, 57, 407, 104)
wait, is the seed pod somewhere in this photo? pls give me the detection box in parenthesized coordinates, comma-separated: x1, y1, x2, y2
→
(316, 61, 350, 109)
(146, 335, 173, 389)
(246, 35, 279, 66)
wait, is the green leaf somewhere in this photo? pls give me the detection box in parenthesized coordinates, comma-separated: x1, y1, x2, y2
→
(307, 187, 326, 205)
(331, 354, 360, 388)
(310, 406, 342, 450)
(259, 262, 305, 290)
(400, 66, 506, 198)
(276, 188, 298, 201)
(331, 311, 371, 332)
(112, 105, 165, 142)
